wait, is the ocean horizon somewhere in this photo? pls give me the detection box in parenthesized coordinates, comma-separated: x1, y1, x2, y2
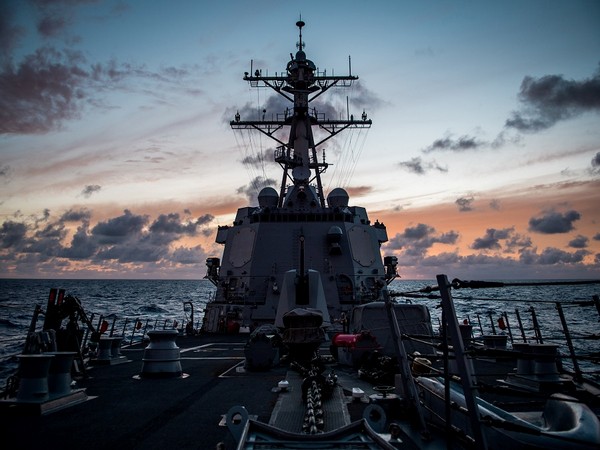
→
(1, 278, 599, 388)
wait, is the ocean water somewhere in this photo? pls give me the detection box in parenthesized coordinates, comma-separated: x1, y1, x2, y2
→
(1, 278, 599, 388)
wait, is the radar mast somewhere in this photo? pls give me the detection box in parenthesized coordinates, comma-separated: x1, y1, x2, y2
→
(230, 20, 372, 208)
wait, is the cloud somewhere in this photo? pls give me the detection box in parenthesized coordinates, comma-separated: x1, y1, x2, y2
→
(148, 212, 214, 241)
(455, 196, 474, 212)
(568, 235, 589, 249)
(422, 135, 485, 153)
(241, 152, 266, 167)
(398, 157, 447, 175)
(61, 222, 97, 259)
(505, 233, 533, 252)
(37, 14, 70, 38)
(519, 247, 589, 265)
(171, 245, 205, 265)
(0, 44, 201, 135)
(422, 127, 523, 155)
(28, 0, 117, 41)
(150, 213, 195, 234)
(489, 199, 501, 210)
(81, 184, 101, 198)
(528, 210, 581, 234)
(505, 65, 600, 132)
(385, 223, 459, 261)
(241, 151, 270, 168)
(471, 227, 514, 250)
(1, 221, 28, 249)
(392, 244, 594, 279)
(0, 164, 12, 183)
(24, 220, 67, 256)
(344, 81, 386, 112)
(91, 209, 148, 244)
(592, 152, 600, 174)
(196, 214, 214, 226)
(0, 47, 89, 134)
(0, 207, 213, 273)
(95, 241, 167, 263)
(60, 208, 92, 222)
(403, 223, 431, 240)
(419, 251, 461, 267)
(34, 209, 51, 228)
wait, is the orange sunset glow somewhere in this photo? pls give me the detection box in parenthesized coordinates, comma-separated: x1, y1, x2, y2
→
(1, 1, 599, 280)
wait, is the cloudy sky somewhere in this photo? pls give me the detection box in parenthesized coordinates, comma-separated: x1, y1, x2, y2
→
(1, 0, 599, 280)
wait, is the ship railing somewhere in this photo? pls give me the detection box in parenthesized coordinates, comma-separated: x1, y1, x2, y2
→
(80, 309, 206, 349)
(274, 145, 302, 165)
(391, 285, 600, 383)
(0, 303, 208, 367)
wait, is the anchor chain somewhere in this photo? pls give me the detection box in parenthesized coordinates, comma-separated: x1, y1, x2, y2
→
(292, 354, 338, 434)
(303, 378, 323, 434)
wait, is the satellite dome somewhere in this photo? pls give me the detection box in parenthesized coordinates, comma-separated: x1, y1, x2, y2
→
(327, 188, 349, 208)
(258, 187, 279, 208)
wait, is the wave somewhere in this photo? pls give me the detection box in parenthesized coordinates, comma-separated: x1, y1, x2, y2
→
(137, 304, 169, 314)
(0, 318, 19, 328)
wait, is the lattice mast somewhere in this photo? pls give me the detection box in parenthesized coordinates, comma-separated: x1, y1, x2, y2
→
(231, 20, 372, 207)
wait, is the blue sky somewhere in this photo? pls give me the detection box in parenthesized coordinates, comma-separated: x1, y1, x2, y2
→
(1, 0, 599, 279)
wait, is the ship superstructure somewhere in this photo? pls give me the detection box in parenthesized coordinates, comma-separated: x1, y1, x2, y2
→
(202, 21, 397, 333)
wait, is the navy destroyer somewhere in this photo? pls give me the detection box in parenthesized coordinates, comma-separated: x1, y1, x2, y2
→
(202, 19, 396, 333)
(2, 19, 599, 450)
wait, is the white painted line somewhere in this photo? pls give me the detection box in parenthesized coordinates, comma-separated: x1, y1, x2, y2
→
(218, 360, 246, 378)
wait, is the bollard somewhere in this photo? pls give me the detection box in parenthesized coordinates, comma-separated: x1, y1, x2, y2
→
(111, 336, 123, 358)
(90, 335, 128, 366)
(140, 330, 182, 378)
(46, 352, 76, 397)
(16, 354, 54, 402)
(96, 336, 115, 361)
(513, 343, 534, 375)
(529, 343, 560, 381)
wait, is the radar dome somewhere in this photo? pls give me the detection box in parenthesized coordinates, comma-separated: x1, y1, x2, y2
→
(258, 187, 279, 208)
(327, 188, 349, 208)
